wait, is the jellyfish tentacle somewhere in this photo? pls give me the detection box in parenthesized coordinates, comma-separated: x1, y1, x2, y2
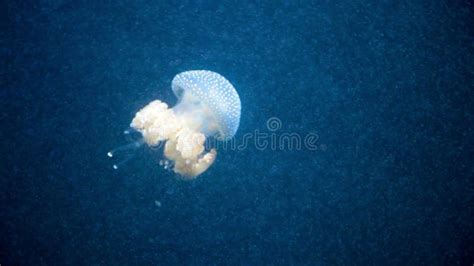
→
(107, 139, 145, 170)
(123, 127, 143, 143)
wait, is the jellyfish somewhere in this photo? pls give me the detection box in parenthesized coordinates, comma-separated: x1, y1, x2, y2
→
(109, 70, 241, 179)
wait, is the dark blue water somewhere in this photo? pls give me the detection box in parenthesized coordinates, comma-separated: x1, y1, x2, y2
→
(1, 1, 473, 265)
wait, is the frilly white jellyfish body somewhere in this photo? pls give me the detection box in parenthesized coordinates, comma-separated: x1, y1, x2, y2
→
(110, 70, 241, 179)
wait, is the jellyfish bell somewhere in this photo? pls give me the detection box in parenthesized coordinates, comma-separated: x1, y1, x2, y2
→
(113, 70, 241, 179)
(170, 70, 241, 140)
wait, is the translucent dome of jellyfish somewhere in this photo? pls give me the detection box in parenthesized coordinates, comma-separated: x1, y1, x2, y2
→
(127, 70, 241, 179)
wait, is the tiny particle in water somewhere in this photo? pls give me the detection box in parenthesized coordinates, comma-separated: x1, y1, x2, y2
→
(155, 200, 162, 207)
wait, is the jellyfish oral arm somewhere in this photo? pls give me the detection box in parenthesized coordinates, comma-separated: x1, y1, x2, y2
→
(192, 149, 217, 176)
(176, 148, 217, 178)
(130, 100, 179, 146)
(130, 100, 217, 178)
(166, 143, 217, 178)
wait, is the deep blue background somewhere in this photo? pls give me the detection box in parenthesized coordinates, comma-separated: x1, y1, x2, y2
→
(1, 0, 473, 265)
